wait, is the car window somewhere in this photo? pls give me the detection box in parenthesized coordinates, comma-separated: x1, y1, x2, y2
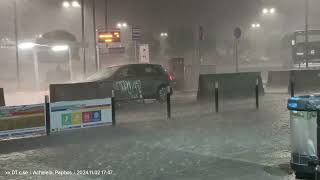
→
(141, 65, 163, 76)
(116, 66, 137, 79)
(87, 66, 120, 81)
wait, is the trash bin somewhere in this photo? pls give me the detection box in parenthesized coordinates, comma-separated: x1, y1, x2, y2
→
(288, 95, 320, 178)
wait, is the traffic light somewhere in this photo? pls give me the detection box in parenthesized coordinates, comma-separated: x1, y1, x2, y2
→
(98, 31, 121, 43)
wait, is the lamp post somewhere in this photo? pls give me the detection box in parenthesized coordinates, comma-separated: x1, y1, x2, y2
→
(305, 0, 309, 68)
(13, 0, 21, 88)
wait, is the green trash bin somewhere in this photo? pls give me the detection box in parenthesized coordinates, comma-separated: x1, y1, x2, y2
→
(288, 95, 320, 178)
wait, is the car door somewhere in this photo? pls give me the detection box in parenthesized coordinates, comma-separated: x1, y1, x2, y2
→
(139, 65, 167, 99)
(113, 65, 143, 101)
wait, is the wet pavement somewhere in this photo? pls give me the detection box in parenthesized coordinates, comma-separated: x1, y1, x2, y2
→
(0, 92, 298, 180)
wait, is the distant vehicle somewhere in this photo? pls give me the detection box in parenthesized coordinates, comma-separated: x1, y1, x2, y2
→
(291, 30, 320, 64)
(87, 64, 173, 102)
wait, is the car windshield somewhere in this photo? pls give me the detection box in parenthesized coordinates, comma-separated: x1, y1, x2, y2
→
(87, 66, 120, 81)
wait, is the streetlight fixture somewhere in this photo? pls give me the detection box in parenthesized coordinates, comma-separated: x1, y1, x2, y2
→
(117, 22, 128, 29)
(270, 8, 276, 14)
(251, 23, 261, 29)
(262, 7, 276, 15)
(160, 32, 168, 37)
(63, 1, 80, 8)
(71, 1, 81, 8)
(262, 8, 268, 14)
(62, 1, 70, 8)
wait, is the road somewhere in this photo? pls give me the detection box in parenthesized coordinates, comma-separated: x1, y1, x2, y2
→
(0, 92, 297, 180)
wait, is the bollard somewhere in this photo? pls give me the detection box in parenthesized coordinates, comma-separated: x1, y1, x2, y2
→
(167, 86, 171, 119)
(111, 90, 116, 126)
(44, 95, 50, 136)
(290, 75, 295, 97)
(215, 81, 219, 113)
(255, 78, 259, 109)
(316, 110, 320, 179)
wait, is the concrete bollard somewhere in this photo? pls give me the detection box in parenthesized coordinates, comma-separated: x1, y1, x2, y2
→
(111, 90, 116, 126)
(167, 86, 171, 119)
(45, 95, 50, 136)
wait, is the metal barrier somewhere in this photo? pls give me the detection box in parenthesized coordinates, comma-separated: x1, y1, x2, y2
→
(50, 81, 113, 103)
(267, 70, 290, 88)
(197, 72, 264, 102)
(289, 69, 320, 94)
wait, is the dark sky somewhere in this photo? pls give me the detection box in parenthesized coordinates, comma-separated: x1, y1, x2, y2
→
(107, 0, 262, 32)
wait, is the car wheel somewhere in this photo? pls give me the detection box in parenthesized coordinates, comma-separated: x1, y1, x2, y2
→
(157, 86, 168, 103)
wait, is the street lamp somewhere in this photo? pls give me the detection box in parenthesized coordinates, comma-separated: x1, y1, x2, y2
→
(262, 8, 268, 14)
(63, 1, 80, 8)
(270, 8, 275, 14)
(160, 32, 168, 37)
(251, 23, 261, 29)
(62, 1, 70, 8)
(117, 22, 128, 29)
(71, 1, 81, 8)
(262, 7, 276, 15)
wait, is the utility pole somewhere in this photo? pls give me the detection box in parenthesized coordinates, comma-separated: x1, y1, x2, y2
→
(105, 0, 108, 30)
(81, 0, 86, 77)
(92, 0, 98, 71)
(13, 1, 21, 88)
(305, 0, 309, 68)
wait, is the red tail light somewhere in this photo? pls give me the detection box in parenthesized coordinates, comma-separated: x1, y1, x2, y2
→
(169, 74, 174, 81)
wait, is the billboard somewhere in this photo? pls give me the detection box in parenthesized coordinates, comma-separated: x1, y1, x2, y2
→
(0, 104, 46, 139)
(50, 98, 112, 132)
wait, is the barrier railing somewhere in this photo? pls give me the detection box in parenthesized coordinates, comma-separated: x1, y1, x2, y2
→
(198, 72, 264, 112)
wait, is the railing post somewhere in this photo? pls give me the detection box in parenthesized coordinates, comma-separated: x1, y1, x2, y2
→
(111, 90, 116, 126)
(167, 86, 171, 119)
(316, 110, 320, 179)
(290, 75, 295, 97)
(215, 81, 219, 113)
(45, 95, 50, 136)
(256, 78, 259, 109)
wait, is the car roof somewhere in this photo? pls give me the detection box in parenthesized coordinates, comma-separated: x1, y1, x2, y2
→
(104, 63, 162, 69)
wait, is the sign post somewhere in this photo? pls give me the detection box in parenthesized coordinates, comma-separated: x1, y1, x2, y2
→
(233, 27, 242, 73)
(139, 44, 150, 63)
(132, 27, 142, 62)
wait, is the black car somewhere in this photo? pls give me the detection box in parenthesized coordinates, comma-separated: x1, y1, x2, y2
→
(87, 64, 172, 102)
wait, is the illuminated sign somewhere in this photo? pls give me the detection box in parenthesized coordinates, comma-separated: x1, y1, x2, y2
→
(98, 31, 121, 43)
